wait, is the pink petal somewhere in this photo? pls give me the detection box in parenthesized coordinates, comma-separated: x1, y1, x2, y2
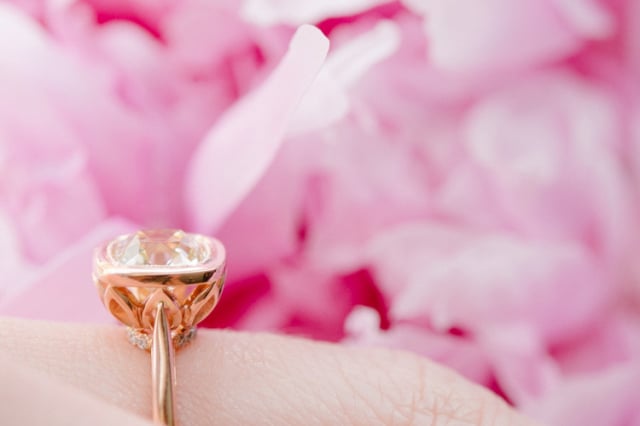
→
(185, 25, 329, 232)
(553, 312, 640, 372)
(214, 138, 313, 278)
(76, 0, 173, 37)
(365, 224, 610, 345)
(460, 72, 633, 261)
(0, 4, 107, 260)
(552, 0, 615, 39)
(344, 306, 493, 385)
(478, 325, 560, 404)
(267, 265, 353, 340)
(0, 4, 163, 228)
(626, 0, 640, 74)
(162, 0, 275, 74)
(0, 219, 135, 322)
(289, 20, 400, 135)
(633, 108, 640, 197)
(523, 364, 640, 426)
(0, 212, 33, 302)
(415, 0, 585, 73)
(241, 0, 391, 26)
(301, 128, 431, 272)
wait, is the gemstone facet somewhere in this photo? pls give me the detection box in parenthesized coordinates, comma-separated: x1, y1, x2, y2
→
(107, 229, 211, 267)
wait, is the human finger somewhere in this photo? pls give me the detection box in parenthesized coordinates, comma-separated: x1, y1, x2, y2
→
(0, 318, 537, 425)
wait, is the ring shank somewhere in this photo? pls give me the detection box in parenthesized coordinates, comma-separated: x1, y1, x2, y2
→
(152, 302, 176, 426)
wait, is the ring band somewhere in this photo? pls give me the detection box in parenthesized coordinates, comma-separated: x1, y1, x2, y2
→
(93, 229, 226, 425)
(153, 301, 176, 424)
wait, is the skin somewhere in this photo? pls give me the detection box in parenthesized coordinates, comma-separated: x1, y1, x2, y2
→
(0, 318, 538, 426)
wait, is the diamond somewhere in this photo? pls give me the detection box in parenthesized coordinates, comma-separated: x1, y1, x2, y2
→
(127, 327, 198, 351)
(108, 229, 211, 267)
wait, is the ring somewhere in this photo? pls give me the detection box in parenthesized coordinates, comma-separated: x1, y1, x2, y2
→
(93, 229, 226, 425)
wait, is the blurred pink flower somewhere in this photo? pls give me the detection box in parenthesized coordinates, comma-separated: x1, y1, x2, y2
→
(1, 1, 640, 425)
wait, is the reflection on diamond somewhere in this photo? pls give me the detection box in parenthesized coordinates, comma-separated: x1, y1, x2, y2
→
(108, 229, 211, 267)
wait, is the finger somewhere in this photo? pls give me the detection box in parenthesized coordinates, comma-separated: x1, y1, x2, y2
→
(0, 354, 152, 426)
(0, 317, 536, 425)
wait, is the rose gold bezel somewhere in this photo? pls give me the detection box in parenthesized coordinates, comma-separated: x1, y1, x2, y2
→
(92, 231, 226, 335)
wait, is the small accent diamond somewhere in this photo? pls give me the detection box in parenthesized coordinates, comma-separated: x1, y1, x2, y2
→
(127, 326, 198, 351)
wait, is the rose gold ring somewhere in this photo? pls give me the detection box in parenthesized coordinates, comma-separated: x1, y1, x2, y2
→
(93, 229, 226, 426)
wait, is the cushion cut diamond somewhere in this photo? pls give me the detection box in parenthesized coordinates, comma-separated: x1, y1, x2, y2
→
(108, 229, 211, 267)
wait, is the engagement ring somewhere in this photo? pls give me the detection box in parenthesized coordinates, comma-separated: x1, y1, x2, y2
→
(93, 229, 226, 425)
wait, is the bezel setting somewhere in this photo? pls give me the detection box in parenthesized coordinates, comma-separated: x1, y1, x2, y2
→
(93, 229, 226, 350)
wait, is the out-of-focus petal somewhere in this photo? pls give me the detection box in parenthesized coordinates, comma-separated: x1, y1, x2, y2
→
(365, 224, 609, 344)
(523, 363, 640, 426)
(553, 0, 615, 38)
(288, 20, 400, 135)
(0, 211, 33, 302)
(632, 108, 640, 200)
(345, 306, 493, 384)
(267, 265, 353, 340)
(77, 0, 173, 37)
(324, 20, 400, 88)
(302, 126, 431, 271)
(241, 0, 391, 26)
(185, 25, 329, 232)
(625, 0, 640, 74)
(0, 219, 135, 322)
(163, 0, 276, 74)
(9, 1, 255, 229)
(0, 4, 107, 260)
(478, 325, 560, 404)
(286, 70, 349, 136)
(551, 312, 640, 375)
(219, 22, 402, 279)
(214, 137, 313, 278)
(409, 0, 612, 74)
(440, 72, 633, 264)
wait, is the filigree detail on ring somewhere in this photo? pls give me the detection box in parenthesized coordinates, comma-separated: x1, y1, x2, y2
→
(93, 229, 226, 350)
